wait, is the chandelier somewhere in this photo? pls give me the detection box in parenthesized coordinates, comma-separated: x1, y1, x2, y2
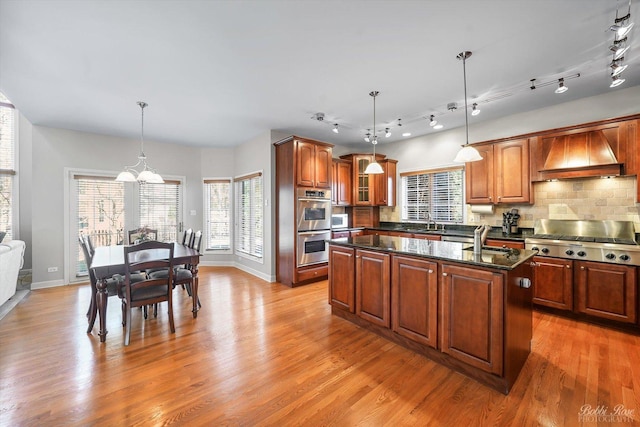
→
(116, 101, 164, 183)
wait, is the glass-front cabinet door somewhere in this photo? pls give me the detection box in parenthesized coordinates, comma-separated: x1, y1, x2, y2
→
(357, 156, 371, 204)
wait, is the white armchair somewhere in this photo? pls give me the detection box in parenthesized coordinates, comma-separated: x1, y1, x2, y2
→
(0, 240, 26, 307)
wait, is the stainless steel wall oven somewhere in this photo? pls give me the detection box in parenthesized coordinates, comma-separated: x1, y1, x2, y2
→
(296, 188, 331, 266)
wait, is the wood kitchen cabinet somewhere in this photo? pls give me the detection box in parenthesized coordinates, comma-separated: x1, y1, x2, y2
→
(575, 261, 637, 324)
(331, 159, 352, 206)
(466, 138, 532, 205)
(297, 139, 332, 189)
(392, 255, 438, 348)
(440, 263, 503, 375)
(485, 239, 525, 249)
(356, 249, 391, 327)
(328, 245, 355, 313)
(348, 206, 380, 228)
(340, 153, 396, 206)
(532, 256, 573, 310)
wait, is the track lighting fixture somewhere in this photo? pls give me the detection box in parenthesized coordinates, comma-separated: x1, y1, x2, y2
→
(429, 115, 438, 126)
(610, 15, 634, 38)
(363, 91, 384, 175)
(610, 75, 626, 87)
(364, 131, 370, 142)
(385, 128, 391, 138)
(453, 51, 483, 163)
(332, 124, 339, 133)
(609, 37, 630, 60)
(554, 78, 568, 94)
(471, 103, 481, 116)
(610, 58, 628, 76)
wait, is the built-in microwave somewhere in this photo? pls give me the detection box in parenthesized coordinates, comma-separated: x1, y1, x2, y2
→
(331, 214, 349, 229)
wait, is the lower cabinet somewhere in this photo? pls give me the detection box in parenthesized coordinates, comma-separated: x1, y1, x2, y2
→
(391, 256, 438, 348)
(575, 261, 637, 324)
(440, 264, 503, 375)
(356, 249, 390, 327)
(533, 257, 638, 325)
(328, 245, 355, 312)
(532, 256, 573, 310)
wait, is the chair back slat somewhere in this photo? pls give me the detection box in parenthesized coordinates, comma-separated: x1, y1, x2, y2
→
(127, 228, 159, 244)
(181, 228, 194, 246)
(191, 230, 203, 252)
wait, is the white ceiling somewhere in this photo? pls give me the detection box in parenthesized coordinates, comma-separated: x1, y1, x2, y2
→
(1, 0, 639, 148)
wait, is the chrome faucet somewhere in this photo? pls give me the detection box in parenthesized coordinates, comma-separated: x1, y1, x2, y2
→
(426, 213, 437, 230)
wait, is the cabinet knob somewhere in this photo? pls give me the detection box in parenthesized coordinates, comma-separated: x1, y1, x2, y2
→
(442, 273, 448, 277)
(580, 266, 585, 270)
(566, 265, 571, 269)
(428, 269, 433, 274)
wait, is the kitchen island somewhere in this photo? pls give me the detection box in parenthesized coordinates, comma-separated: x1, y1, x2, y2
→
(328, 235, 536, 394)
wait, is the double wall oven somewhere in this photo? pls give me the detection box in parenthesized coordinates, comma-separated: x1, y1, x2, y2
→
(296, 188, 331, 267)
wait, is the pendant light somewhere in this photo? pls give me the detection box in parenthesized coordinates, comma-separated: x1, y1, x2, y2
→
(453, 51, 483, 163)
(363, 91, 384, 174)
(116, 101, 164, 183)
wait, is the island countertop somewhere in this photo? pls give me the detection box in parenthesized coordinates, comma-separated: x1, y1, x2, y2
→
(329, 234, 536, 270)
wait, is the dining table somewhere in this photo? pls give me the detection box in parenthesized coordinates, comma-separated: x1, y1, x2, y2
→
(90, 243, 202, 342)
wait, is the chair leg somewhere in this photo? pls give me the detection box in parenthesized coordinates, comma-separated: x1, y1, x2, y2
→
(153, 303, 158, 318)
(124, 305, 132, 346)
(143, 305, 148, 319)
(86, 295, 97, 333)
(167, 297, 175, 334)
(121, 300, 126, 327)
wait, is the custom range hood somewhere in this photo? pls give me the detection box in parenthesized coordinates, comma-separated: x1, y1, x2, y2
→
(538, 128, 623, 180)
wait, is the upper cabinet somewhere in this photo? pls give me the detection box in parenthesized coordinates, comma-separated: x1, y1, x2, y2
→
(331, 158, 352, 206)
(296, 138, 332, 189)
(340, 153, 397, 206)
(466, 138, 532, 205)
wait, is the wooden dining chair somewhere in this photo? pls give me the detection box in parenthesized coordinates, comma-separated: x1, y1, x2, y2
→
(181, 228, 194, 247)
(121, 240, 175, 346)
(79, 235, 121, 334)
(149, 230, 202, 310)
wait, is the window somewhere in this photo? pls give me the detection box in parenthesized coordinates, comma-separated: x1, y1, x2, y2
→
(235, 172, 263, 260)
(139, 180, 182, 243)
(204, 178, 231, 250)
(401, 167, 464, 223)
(0, 93, 16, 241)
(72, 175, 125, 277)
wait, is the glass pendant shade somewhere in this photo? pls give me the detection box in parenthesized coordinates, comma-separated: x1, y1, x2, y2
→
(115, 171, 137, 182)
(364, 160, 384, 174)
(453, 145, 483, 163)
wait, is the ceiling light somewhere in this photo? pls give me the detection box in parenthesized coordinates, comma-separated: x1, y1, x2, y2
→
(433, 124, 444, 130)
(610, 75, 626, 87)
(116, 101, 164, 183)
(385, 128, 391, 138)
(610, 21, 634, 38)
(530, 79, 537, 90)
(363, 91, 384, 175)
(610, 59, 628, 76)
(554, 78, 568, 94)
(332, 124, 339, 133)
(453, 51, 483, 163)
(471, 103, 481, 116)
(364, 131, 370, 142)
(429, 115, 438, 126)
(609, 37, 630, 60)
(402, 132, 411, 137)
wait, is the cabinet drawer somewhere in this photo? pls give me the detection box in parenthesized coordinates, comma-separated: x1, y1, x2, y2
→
(297, 264, 328, 282)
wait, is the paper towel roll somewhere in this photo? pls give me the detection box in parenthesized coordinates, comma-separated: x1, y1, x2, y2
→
(470, 204, 495, 214)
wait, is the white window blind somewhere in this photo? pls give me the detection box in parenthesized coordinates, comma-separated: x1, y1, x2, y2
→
(138, 180, 182, 243)
(204, 179, 231, 250)
(401, 167, 464, 223)
(235, 172, 263, 259)
(73, 175, 125, 276)
(0, 93, 16, 241)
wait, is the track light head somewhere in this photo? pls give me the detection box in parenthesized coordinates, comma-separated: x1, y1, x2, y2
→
(555, 78, 568, 94)
(385, 128, 391, 138)
(471, 103, 481, 116)
(429, 115, 437, 126)
(332, 124, 339, 133)
(610, 75, 626, 88)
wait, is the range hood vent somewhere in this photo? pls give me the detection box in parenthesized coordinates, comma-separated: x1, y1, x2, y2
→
(539, 129, 622, 179)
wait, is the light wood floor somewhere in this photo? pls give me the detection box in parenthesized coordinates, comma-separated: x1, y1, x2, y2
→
(1, 266, 639, 426)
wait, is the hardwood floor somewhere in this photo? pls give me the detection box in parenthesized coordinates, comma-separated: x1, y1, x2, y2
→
(1, 266, 639, 426)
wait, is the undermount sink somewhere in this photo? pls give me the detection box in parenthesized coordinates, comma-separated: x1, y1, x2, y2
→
(462, 246, 520, 255)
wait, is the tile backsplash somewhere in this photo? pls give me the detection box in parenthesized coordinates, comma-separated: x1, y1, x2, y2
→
(380, 176, 640, 231)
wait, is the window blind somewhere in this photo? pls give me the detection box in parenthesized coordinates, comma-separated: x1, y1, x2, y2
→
(73, 175, 125, 276)
(235, 172, 263, 259)
(138, 180, 182, 243)
(204, 179, 231, 250)
(402, 168, 464, 223)
(0, 93, 16, 241)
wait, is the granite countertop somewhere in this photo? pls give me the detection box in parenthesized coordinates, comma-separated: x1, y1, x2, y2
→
(373, 222, 534, 242)
(329, 235, 537, 270)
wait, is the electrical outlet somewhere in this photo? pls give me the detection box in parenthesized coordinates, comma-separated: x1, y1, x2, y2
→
(47, 267, 58, 273)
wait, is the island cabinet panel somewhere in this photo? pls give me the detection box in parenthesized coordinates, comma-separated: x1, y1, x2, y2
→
(440, 264, 503, 375)
(356, 249, 391, 327)
(532, 256, 573, 310)
(328, 245, 355, 312)
(575, 261, 637, 324)
(391, 255, 438, 348)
